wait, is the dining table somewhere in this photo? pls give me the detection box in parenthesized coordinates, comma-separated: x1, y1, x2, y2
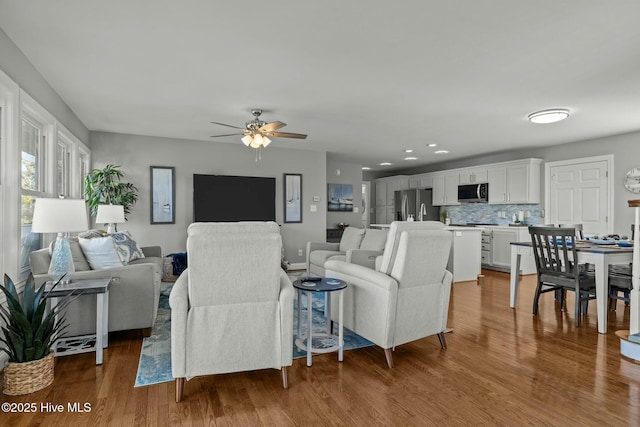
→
(510, 240, 634, 334)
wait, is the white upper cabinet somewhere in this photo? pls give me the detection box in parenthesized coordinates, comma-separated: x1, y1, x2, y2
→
(409, 173, 434, 189)
(459, 168, 488, 185)
(432, 172, 460, 206)
(488, 159, 542, 204)
(375, 179, 388, 206)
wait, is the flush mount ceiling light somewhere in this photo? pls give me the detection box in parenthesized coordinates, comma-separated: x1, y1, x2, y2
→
(427, 143, 437, 147)
(404, 157, 418, 161)
(362, 166, 371, 170)
(404, 149, 413, 153)
(434, 150, 449, 154)
(379, 162, 392, 166)
(528, 108, 570, 124)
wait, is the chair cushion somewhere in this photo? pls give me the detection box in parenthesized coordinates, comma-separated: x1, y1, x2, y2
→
(78, 236, 123, 269)
(309, 250, 344, 267)
(360, 228, 388, 251)
(339, 227, 365, 252)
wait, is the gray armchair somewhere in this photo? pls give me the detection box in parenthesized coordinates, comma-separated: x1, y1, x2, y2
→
(170, 222, 293, 402)
(325, 221, 453, 368)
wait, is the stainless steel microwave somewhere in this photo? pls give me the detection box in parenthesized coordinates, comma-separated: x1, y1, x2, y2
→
(458, 183, 488, 203)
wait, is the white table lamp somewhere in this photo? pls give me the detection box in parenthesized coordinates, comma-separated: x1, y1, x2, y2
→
(96, 204, 125, 234)
(31, 198, 89, 284)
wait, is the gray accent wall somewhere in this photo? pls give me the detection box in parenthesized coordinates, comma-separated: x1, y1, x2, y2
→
(366, 130, 640, 233)
(0, 27, 89, 143)
(89, 132, 327, 264)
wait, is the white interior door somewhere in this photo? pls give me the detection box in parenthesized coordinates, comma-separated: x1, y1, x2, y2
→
(362, 181, 370, 227)
(546, 156, 612, 235)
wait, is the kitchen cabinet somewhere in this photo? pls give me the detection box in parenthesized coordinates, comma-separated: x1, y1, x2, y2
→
(386, 176, 409, 208)
(481, 226, 536, 274)
(409, 173, 434, 189)
(374, 176, 408, 224)
(446, 227, 482, 282)
(488, 159, 542, 204)
(375, 179, 388, 206)
(459, 168, 488, 185)
(432, 172, 460, 206)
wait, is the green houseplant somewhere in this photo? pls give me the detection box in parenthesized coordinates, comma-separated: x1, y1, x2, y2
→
(0, 273, 73, 395)
(84, 164, 139, 219)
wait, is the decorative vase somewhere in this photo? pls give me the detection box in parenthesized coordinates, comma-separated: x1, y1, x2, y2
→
(2, 352, 55, 395)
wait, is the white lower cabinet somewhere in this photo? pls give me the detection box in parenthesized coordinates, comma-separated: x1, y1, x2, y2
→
(481, 227, 536, 274)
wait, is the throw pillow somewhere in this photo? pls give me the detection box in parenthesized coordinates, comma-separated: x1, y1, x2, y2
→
(48, 237, 91, 271)
(339, 227, 365, 252)
(111, 230, 145, 264)
(78, 229, 108, 239)
(78, 236, 123, 270)
(360, 228, 388, 251)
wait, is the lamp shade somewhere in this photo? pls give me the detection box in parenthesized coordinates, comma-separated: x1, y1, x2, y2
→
(96, 204, 125, 224)
(31, 198, 89, 233)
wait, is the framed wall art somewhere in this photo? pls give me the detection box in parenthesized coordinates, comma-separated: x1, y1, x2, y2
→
(150, 166, 175, 224)
(328, 183, 353, 212)
(284, 173, 302, 223)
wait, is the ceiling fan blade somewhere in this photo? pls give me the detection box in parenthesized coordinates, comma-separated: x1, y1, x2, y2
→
(266, 131, 307, 139)
(210, 121, 245, 130)
(210, 133, 245, 137)
(259, 121, 286, 132)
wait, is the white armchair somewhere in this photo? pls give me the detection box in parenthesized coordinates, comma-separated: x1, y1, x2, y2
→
(170, 222, 294, 402)
(324, 221, 452, 368)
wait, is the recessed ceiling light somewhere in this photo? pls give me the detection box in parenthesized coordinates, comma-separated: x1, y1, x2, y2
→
(361, 166, 371, 170)
(528, 108, 570, 124)
(379, 162, 392, 166)
(427, 143, 437, 147)
(404, 149, 413, 153)
(434, 150, 449, 154)
(404, 157, 418, 161)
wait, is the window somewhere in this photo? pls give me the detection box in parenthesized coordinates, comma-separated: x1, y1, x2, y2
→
(20, 116, 46, 278)
(78, 146, 90, 198)
(56, 135, 72, 197)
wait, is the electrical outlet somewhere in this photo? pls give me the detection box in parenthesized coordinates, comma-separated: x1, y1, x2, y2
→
(354, 206, 359, 213)
(298, 249, 303, 256)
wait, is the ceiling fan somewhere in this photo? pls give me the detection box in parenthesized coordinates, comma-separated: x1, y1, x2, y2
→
(210, 108, 307, 150)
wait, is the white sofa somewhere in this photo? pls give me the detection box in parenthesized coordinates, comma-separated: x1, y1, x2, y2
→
(306, 226, 388, 276)
(170, 222, 293, 402)
(325, 221, 453, 368)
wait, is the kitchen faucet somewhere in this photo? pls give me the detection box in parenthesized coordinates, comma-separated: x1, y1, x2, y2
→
(419, 203, 427, 221)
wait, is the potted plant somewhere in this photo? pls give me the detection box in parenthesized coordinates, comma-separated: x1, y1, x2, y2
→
(84, 164, 139, 219)
(0, 273, 73, 395)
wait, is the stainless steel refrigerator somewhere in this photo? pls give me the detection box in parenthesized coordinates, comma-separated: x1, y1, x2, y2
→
(394, 188, 440, 221)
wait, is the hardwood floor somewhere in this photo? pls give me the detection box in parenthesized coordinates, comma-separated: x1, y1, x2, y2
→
(2, 270, 639, 426)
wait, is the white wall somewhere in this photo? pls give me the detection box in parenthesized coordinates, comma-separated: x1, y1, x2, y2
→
(89, 132, 327, 264)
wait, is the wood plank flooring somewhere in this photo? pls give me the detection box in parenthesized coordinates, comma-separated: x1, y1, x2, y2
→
(2, 270, 639, 426)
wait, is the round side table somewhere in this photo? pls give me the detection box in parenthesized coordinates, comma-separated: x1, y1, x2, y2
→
(293, 277, 347, 367)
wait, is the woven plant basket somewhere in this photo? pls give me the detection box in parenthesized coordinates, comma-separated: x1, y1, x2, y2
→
(3, 352, 54, 395)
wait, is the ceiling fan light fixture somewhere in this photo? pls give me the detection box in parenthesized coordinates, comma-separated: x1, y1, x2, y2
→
(262, 136, 271, 147)
(528, 108, 570, 124)
(241, 135, 253, 146)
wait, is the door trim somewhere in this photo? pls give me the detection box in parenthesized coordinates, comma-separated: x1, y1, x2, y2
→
(544, 154, 614, 234)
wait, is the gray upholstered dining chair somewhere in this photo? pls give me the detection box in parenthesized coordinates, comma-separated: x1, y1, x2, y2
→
(529, 226, 596, 326)
(169, 222, 294, 402)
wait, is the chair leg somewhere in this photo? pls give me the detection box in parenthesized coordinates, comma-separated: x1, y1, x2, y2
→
(175, 378, 185, 403)
(574, 291, 581, 327)
(281, 367, 288, 389)
(437, 332, 447, 349)
(384, 348, 394, 368)
(533, 282, 543, 316)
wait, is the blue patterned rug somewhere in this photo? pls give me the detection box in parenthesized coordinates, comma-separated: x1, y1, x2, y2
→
(134, 280, 373, 387)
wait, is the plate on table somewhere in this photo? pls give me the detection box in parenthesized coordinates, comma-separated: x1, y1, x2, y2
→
(325, 279, 342, 285)
(589, 238, 617, 245)
(616, 241, 633, 247)
(301, 281, 317, 287)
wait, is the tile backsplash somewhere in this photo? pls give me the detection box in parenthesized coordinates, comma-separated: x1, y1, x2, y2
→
(443, 204, 541, 226)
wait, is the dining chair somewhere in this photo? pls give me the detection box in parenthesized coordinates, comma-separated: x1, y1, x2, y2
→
(607, 223, 634, 309)
(529, 226, 596, 327)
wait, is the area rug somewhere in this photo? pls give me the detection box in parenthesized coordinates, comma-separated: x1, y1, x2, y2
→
(134, 278, 373, 387)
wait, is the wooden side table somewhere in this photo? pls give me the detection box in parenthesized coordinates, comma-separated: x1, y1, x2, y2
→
(293, 277, 347, 367)
(45, 277, 111, 365)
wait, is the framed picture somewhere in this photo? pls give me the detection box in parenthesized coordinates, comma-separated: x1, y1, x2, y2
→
(328, 183, 353, 212)
(150, 166, 175, 224)
(284, 173, 302, 223)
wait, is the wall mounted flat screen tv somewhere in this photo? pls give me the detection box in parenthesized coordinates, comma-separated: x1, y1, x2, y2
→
(193, 174, 276, 222)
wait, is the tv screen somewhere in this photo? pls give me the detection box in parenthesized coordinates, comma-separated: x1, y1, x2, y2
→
(193, 174, 276, 222)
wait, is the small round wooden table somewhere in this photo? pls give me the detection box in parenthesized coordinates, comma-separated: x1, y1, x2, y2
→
(293, 277, 347, 367)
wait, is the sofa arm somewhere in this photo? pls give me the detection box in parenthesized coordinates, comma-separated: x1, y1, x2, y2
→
(169, 270, 189, 378)
(142, 246, 162, 258)
(306, 241, 340, 271)
(345, 249, 382, 270)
